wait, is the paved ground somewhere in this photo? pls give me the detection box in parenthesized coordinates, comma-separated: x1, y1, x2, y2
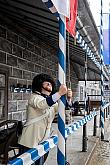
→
(45, 110, 110, 165)
(89, 117, 110, 165)
(89, 140, 110, 165)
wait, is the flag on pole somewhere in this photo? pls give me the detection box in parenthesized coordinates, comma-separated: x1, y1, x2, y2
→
(103, 13, 110, 65)
(66, 0, 78, 37)
(51, 0, 70, 18)
(42, 0, 78, 37)
(42, 0, 70, 18)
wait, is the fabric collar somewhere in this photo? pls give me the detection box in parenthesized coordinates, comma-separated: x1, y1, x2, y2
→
(34, 91, 48, 98)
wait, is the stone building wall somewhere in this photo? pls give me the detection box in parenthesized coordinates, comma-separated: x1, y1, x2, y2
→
(0, 18, 78, 121)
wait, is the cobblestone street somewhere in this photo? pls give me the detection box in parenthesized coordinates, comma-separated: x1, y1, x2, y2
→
(89, 118, 110, 165)
(89, 140, 110, 165)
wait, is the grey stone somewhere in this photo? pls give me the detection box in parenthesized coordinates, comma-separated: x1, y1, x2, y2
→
(7, 54, 17, 66)
(22, 110, 27, 121)
(7, 30, 18, 44)
(8, 90, 12, 100)
(9, 66, 13, 77)
(28, 62, 34, 72)
(12, 111, 22, 120)
(0, 26, 6, 38)
(23, 49, 31, 61)
(31, 72, 37, 79)
(17, 100, 28, 110)
(31, 53, 39, 63)
(0, 38, 12, 53)
(8, 101, 17, 112)
(0, 51, 6, 64)
(34, 64, 41, 73)
(23, 70, 31, 80)
(19, 37, 27, 48)
(34, 46, 41, 55)
(23, 93, 31, 100)
(38, 57, 44, 66)
(41, 49, 48, 58)
(13, 93, 22, 100)
(17, 58, 28, 70)
(9, 78, 17, 87)
(8, 113, 12, 120)
(27, 80, 32, 86)
(13, 44, 23, 58)
(17, 79, 27, 86)
(27, 42, 34, 52)
(13, 68, 22, 78)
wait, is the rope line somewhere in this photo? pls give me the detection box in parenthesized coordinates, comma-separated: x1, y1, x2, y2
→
(65, 111, 97, 138)
(8, 135, 58, 165)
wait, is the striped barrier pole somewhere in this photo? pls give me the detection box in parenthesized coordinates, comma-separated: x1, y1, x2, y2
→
(100, 0, 104, 140)
(8, 111, 97, 165)
(8, 135, 58, 165)
(57, 14, 66, 165)
(76, 31, 101, 75)
(65, 111, 97, 138)
(82, 50, 88, 152)
(41, 2, 66, 163)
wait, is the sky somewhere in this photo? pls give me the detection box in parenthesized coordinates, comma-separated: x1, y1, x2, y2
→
(87, 0, 110, 64)
(87, 0, 110, 28)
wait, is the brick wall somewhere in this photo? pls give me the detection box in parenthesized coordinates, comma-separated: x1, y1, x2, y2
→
(0, 19, 79, 121)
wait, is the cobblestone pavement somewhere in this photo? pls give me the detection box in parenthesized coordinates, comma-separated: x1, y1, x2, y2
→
(89, 118, 110, 165)
(89, 140, 110, 165)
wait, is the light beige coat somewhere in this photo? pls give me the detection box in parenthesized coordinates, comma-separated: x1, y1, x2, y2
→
(18, 93, 57, 148)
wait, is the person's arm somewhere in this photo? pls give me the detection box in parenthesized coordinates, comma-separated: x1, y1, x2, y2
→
(29, 84, 67, 110)
(66, 88, 73, 108)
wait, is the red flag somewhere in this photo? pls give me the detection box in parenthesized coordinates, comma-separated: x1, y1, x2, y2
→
(66, 0, 78, 37)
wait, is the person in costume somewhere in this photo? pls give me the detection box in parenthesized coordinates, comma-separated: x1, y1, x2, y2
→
(18, 73, 72, 164)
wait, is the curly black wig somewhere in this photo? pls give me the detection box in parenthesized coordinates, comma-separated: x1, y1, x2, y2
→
(32, 73, 56, 94)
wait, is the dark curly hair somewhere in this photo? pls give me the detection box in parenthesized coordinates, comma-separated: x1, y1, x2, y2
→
(32, 73, 56, 94)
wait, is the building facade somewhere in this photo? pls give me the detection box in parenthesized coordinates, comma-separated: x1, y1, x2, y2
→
(0, 20, 79, 122)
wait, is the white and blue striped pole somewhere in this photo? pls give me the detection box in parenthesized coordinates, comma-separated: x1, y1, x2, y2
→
(57, 14, 66, 165)
(82, 48, 88, 152)
(109, 4, 110, 117)
(100, 0, 104, 140)
(41, 1, 66, 164)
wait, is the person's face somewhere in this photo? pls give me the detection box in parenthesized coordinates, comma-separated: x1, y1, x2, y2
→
(42, 81, 52, 93)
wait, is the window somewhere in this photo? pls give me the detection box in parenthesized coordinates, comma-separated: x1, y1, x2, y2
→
(0, 67, 8, 121)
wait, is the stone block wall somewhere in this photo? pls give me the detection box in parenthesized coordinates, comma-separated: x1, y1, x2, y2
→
(0, 19, 79, 121)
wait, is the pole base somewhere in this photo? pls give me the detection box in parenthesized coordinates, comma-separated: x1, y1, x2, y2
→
(65, 161, 70, 165)
(82, 149, 87, 152)
(101, 139, 109, 142)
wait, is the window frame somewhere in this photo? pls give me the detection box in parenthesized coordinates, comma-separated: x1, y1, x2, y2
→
(0, 66, 8, 121)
